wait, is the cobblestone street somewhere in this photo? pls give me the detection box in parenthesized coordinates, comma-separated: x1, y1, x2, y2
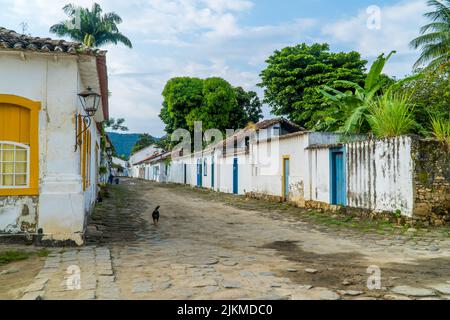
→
(5, 178, 450, 300)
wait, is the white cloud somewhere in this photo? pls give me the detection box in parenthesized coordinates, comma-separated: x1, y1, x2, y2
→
(0, 0, 429, 135)
(322, 0, 427, 77)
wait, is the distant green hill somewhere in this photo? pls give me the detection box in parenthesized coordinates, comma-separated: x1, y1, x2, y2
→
(107, 132, 158, 160)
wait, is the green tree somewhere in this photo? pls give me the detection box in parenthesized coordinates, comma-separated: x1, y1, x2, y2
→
(160, 77, 204, 135)
(230, 87, 263, 128)
(131, 134, 155, 154)
(410, 0, 450, 70)
(50, 3, 132, 48)
(399, 67, 450, 133)
(104, 118, 129, 131)
(186, 77, 237, 131)
(160, 77, 260, 136)
(259, 43, 367, 129)
(153, 135, 171, 151)
(319, 51, 420, 134)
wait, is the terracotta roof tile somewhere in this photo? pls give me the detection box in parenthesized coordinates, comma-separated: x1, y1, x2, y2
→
(0, 27, 106, 56)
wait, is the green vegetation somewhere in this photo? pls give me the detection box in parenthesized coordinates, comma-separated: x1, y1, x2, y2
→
(36, 249, 50, 258)
(160, 77, 263, 137)
(430, 115, 450, 144)
(368, 93, 417, 138)
(131, 133, 157, 154)
(0, 251, 32, 265)
(50, 3, 132, 48)
(105, 118, 129, 132)
(107, 132, 144, 159)
(319, 51, 420, 134)
(0, 249, 51, 266)
(410, 0, 450, 70)
(258, 43, 367, 130)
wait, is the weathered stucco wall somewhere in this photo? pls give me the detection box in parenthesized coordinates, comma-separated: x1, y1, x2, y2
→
(0, 52, 101, 244)
(345, 136, 414, 216)
(0, 196, 38, 233)
(308, 148, 331, 204)
(412, 139, 450, 225)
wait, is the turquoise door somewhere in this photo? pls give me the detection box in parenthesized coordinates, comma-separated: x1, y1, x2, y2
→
(211, 159, 215, 189)
(233, 158, 238, 194)
(197, 160, 203, 187)
(283, 158, 290, 200)
(330, 148, 346, 205)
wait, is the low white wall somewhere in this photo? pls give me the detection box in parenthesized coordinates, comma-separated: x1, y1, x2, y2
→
(345, 136, 414, 216)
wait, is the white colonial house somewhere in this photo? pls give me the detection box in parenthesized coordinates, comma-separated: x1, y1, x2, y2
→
(0, 27, 109, 245)
(111, 156, 129, 177)
(137, 118, 449, 226)
(129, 144, 161, 179)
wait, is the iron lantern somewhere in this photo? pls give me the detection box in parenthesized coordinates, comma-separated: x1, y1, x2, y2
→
(78, 87, 101, 117)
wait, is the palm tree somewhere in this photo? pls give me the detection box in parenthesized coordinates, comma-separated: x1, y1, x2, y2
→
(410, 0, 450, 70)
(50, 3, 132, 48)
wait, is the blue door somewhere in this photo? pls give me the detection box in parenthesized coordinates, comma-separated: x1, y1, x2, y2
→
(197, 160, 203, 187)
(233, 158, 238, 194)
(283, 158, 290, 201)
(331, 149, 346, 205)
(211, 159, 215, 189)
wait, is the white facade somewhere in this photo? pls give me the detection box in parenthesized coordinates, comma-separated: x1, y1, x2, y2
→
(345, 136, 414, 216)
(0, 48, 107, 245)
(112, 156, 129, 177)
(129, 144, 161, 178)
(137, 121, 420, 218)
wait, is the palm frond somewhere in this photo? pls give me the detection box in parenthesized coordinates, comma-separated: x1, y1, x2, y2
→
(411, 0, 450, 69)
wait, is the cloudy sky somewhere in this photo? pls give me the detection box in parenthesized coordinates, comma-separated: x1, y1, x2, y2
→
(0, 0, 428, 136)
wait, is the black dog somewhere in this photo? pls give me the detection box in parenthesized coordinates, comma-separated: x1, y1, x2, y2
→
(152, 206, 160, 225)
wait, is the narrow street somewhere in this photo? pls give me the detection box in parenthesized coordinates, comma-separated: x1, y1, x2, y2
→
(5, 178, 450, 300)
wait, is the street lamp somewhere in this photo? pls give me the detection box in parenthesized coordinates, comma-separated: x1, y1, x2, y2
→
(106, 147, 113, 158)
(78, 87, 101, 117)
(74, 87, 101, 152)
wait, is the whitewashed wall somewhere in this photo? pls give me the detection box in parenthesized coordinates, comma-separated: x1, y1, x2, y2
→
(129, 145, 160, 165)
(345, 136, 414, 216)
(251, 133, 311, 201)
(144, 131, 416, 218)
(308, 148, 331, 203)
(0, 52, 101, 244)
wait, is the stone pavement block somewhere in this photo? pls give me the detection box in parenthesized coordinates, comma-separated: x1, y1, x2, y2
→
(427, 283, 450, 295)
(21, 291, 44, 300)
(97, 269, 114, 276)
(222, 281, 243, 289)
(76, 290, 96, 300)
(97, 286, 120, 300)
(391, 285, 436, 297)
(25, 278, 49, 293)
(132, 279, 153, 294)
(190, 279, 218, 288)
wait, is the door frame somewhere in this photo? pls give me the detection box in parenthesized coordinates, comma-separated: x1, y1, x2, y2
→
(211, 157, 215, 190)
(329, 147, 346, 206)
(197, 159, 203, 187)
(282, 156, 290, 202)
(233, 157, 238, 194)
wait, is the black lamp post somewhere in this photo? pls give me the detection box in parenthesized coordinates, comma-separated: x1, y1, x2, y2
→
(75, 87, 101, 152)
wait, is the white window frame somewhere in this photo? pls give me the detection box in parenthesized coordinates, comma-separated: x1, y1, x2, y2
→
(0, 141, 30, 189)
